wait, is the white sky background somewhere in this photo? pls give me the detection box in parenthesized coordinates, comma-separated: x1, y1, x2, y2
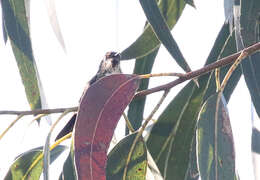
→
(0, 0, 258, 179)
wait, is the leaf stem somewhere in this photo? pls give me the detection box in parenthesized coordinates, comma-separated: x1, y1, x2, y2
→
(123, 90, 169, 179)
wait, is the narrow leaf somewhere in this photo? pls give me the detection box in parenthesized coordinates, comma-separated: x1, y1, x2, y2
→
(184, 137, 199, 180)
(2, 12, 7, 43)
(44, 0, 66, 51)
(197, 93, 236, 180)
(106, 132, 147, 180)
(4, 146, 66, 180)
(139, 0, 192, 72)
(59, 143, 77, 180)
(121, 0, 186, 60)
(74, 74, 140, 180)
(127, 47, 159, 133)
(1, 0, 43, 110)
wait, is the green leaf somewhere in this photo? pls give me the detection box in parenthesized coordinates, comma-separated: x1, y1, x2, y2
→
(1, 0, 42, 110)
(203, 27, 241, 103)
(184, 137, 199, 180)
(127, 47, 159, 133)
(197, 93, 236, 180)
(121, 0, 186, 60)
(146, 23, 239, 180)
(2, 12, 7, 43)
(106, 132, 147, 180)
(234, 0, 260, 117)
(139, 0, 192, 72)
(4, 146, 66, 180)
(59, 143, 77, 180)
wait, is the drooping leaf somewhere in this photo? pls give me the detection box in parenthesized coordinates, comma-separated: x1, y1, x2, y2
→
(203, 27, 241, 103)
(2, 11, 7, 43)
(45, 0, 66, 51)
(184, 137, 199, 180)
(59, 143, 77, 180)
(139, 0, 192, 72)
(127, 47, 159, 134)
(74, 74, 140, 180)
(252, 127, 260, 154)
(1, 0, 43, 111)
(234, 0, 260, 117)
(146, 23, 240, 180)
(4, 145, 66, 180)
(197, 92, 236, 180)
(121, 0, 187, 60)
(106, 132, 147, 180)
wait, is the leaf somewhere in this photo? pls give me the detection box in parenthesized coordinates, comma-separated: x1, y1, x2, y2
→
(127, 47, 159, 133)
(44, 0, 66, 51)
(106, 132, 147, 180)
(139, 0, 192, 72)
(184, 137, 199, 180)
(234, 0, 260, 117)
(2, 12, 7, 43)
(146, 23, 239, 180)
(203, 26, 241, 103)
(121, 0, 187, 60)
(197, 92, 236, 180)
(1, 0, 43, 110)
(252, 127, 260, 154)
(4, 145, 66, 180)
(59, 143, 77, 180)
(74, 74, 140, 180)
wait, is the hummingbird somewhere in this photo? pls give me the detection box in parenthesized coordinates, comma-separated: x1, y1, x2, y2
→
(55, 52, 121, 140)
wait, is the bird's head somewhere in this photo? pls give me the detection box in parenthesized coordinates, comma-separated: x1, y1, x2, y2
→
(99, 51, 121, 75)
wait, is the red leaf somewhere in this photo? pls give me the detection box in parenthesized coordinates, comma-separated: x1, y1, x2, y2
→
(74, 74, 140, 180)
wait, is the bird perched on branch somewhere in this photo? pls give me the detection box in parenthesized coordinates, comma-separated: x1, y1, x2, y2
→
(55, 52, 121, 140)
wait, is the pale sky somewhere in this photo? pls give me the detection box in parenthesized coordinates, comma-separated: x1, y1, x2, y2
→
(0, 0, 257, 179)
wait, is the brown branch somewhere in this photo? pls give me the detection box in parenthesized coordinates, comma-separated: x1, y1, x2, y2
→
(135, 42, 260, 98)
(1, 42, 259, 117)
(0, 107, 78, 116)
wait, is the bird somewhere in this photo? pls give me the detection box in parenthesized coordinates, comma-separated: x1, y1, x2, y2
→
(55, 52, 122, 140)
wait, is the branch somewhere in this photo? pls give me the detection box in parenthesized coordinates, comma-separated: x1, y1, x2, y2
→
(1, 42, 259, 117)
(135, 42, 260, 98)
(0, 107, 78, 116)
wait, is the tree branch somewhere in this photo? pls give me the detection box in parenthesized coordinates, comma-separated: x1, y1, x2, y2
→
(0, 107, 78, 116)
(1, 42, 259, 117)
(135, 42, 260, 98)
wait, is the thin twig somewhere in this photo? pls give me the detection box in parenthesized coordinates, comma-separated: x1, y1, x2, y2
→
(0, 114, 24, 140)
(0, 107, 78, 116)
(220, 51, 248, 91)
(123, 112, 135, 133)
(139, 72, 185, 79)
(123, 90, 170, 180)
(135, 42, 260, 98)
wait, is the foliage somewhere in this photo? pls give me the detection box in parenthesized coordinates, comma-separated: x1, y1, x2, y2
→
(1, 0, 260, 179)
